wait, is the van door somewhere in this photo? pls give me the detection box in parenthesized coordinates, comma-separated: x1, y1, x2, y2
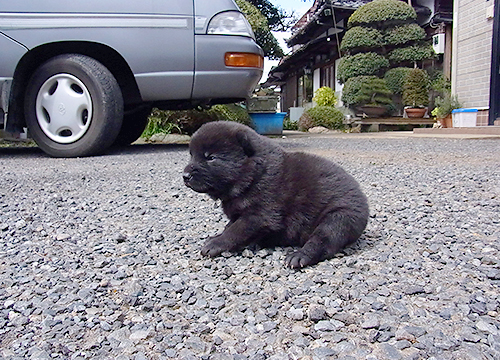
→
(0, 0, 195, 101)
(0, 34, 27, 118)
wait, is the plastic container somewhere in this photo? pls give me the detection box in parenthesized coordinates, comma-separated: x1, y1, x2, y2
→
(249, 112, 286, 135)
(452, 108, 477, 127)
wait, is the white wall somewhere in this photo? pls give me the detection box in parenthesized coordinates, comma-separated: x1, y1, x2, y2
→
(452, 0, 494, 108)
(313, 68, 321, 96)
(335, 58, 344, 107)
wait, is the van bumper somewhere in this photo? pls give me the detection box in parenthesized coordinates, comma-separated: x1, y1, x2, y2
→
(192, 35, 263, 100)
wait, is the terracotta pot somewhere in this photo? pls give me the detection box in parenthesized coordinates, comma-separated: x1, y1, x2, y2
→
(359, 105, 386, 117)
(440, 114, 453, 128)
(406, 107, 427, 118)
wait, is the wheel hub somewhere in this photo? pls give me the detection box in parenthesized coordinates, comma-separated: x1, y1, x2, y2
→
(35, 73, 93, 144)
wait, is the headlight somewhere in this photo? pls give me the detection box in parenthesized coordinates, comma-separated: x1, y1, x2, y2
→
(207, 11, 255, 39)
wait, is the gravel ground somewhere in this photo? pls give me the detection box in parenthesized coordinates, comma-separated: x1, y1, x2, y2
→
(0, 133, 499, 360)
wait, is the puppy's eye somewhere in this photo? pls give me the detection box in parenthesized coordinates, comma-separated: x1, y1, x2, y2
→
(204, 152, 216, 162)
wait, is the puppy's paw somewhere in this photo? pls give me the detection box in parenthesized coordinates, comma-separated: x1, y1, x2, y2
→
(201, 236, 231, 258)
(285, 250, 315, 269)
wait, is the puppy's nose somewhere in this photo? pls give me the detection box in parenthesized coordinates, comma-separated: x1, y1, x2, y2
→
(183, 172, 192, 183)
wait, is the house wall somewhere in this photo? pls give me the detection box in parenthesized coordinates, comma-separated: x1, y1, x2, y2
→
(452, 0, 495, 108)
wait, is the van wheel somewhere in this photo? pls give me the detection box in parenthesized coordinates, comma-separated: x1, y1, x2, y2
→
(114, 105, 152, 146)
(25, 54, 123, 157)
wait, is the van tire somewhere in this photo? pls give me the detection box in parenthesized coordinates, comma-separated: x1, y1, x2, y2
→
(25, 54, 123, 157)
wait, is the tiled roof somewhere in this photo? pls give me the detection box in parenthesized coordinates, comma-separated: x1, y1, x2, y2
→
(288, 0, 370, 44)
(329, 0, 371, 9)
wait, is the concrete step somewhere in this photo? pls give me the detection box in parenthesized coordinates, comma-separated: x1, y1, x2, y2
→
(413, 126, 500, 135)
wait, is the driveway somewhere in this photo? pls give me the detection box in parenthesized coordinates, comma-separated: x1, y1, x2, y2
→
(0, 133, 499, 359)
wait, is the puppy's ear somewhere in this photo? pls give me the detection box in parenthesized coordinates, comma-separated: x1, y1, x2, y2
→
(236, 131, 255, 157)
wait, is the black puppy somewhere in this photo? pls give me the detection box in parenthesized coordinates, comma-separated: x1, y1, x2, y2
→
(183, 121, 369, 268)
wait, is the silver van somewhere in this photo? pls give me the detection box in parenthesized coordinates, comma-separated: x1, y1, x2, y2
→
(0, 0, 263, 157)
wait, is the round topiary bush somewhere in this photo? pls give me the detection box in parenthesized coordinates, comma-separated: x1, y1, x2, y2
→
(384, 23, 426, 46)
(340, 26, 384, 53)
(347, 0, 417, 29)
(297, 111, 314, 131)
(341, 76, 392, 108)
(384, 67, 413, 95)
(298, 106, 345, 131)
(313, 86, 337, 106)
(388, 44, 437, 64)
(337, 52, 389, 83)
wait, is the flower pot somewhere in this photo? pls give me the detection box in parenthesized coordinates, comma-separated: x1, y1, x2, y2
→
(359, 105, 386, 117)
(439, 114, 453, 128)
(406, 107, 427, 118)
(249, 112, 286, 135)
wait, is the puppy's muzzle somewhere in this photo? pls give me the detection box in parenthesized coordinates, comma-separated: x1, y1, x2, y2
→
(183, 172, 193, 184)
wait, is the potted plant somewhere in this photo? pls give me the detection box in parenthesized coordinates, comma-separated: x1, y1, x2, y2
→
(384, 67, 412, 115)
(359, 77, 393, 117)
(246, 87, 286, 135)
(403, 68, 430, 118)
(431, 93, 462, 128)
(342, 76, 392, 117)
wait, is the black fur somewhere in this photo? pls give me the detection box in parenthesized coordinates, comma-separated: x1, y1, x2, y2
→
(183, 121, 369, 268)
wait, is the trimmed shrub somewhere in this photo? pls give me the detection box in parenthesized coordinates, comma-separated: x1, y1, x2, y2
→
(388, 44, 437, 64)
(347, 0, 416, 28)
(384, 67, 413, 95)
(298, 106, 345, 131)
(313, 86, 337, 106)
(341, 76, 392, 108)
(430, 70, 451, 94)
(384, 23, 426, 46)
(297, 111, 314, 131)
(340, 26, 384, 53)
(337, 52, 389, 83)
(342, 76, 373, 107)
(403, 68, 430, 107)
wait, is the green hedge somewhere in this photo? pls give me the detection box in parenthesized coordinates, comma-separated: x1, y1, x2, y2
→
(143, 104, 252, 137)
(430, 70, 451, 94)
(298, 106, 345, 131)
(384, 67, 413, 95)
(384, 23, 426, 46)
(337, 52, 389, 83)
(388, 44, 437, 64)
(340, 26, 383, 53)
(341, 76, 392, 107)
(347, 0, 416, 28)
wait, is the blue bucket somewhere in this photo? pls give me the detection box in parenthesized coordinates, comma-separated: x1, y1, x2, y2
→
(249, 112, 286, 135)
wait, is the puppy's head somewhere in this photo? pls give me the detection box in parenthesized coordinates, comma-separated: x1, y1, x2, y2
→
(183, 121, 258, 199)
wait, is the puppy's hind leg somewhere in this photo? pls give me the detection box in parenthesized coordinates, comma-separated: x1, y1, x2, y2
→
(285, 210, 367, 269)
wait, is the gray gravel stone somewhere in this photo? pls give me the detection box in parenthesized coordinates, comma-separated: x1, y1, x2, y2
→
(308, 304, 327, 322)
(0, 134, 499, 358)
(361, 314, 380, 329)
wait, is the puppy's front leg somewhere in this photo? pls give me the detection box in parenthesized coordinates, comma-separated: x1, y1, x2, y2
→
(201, 217, 264, 258)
